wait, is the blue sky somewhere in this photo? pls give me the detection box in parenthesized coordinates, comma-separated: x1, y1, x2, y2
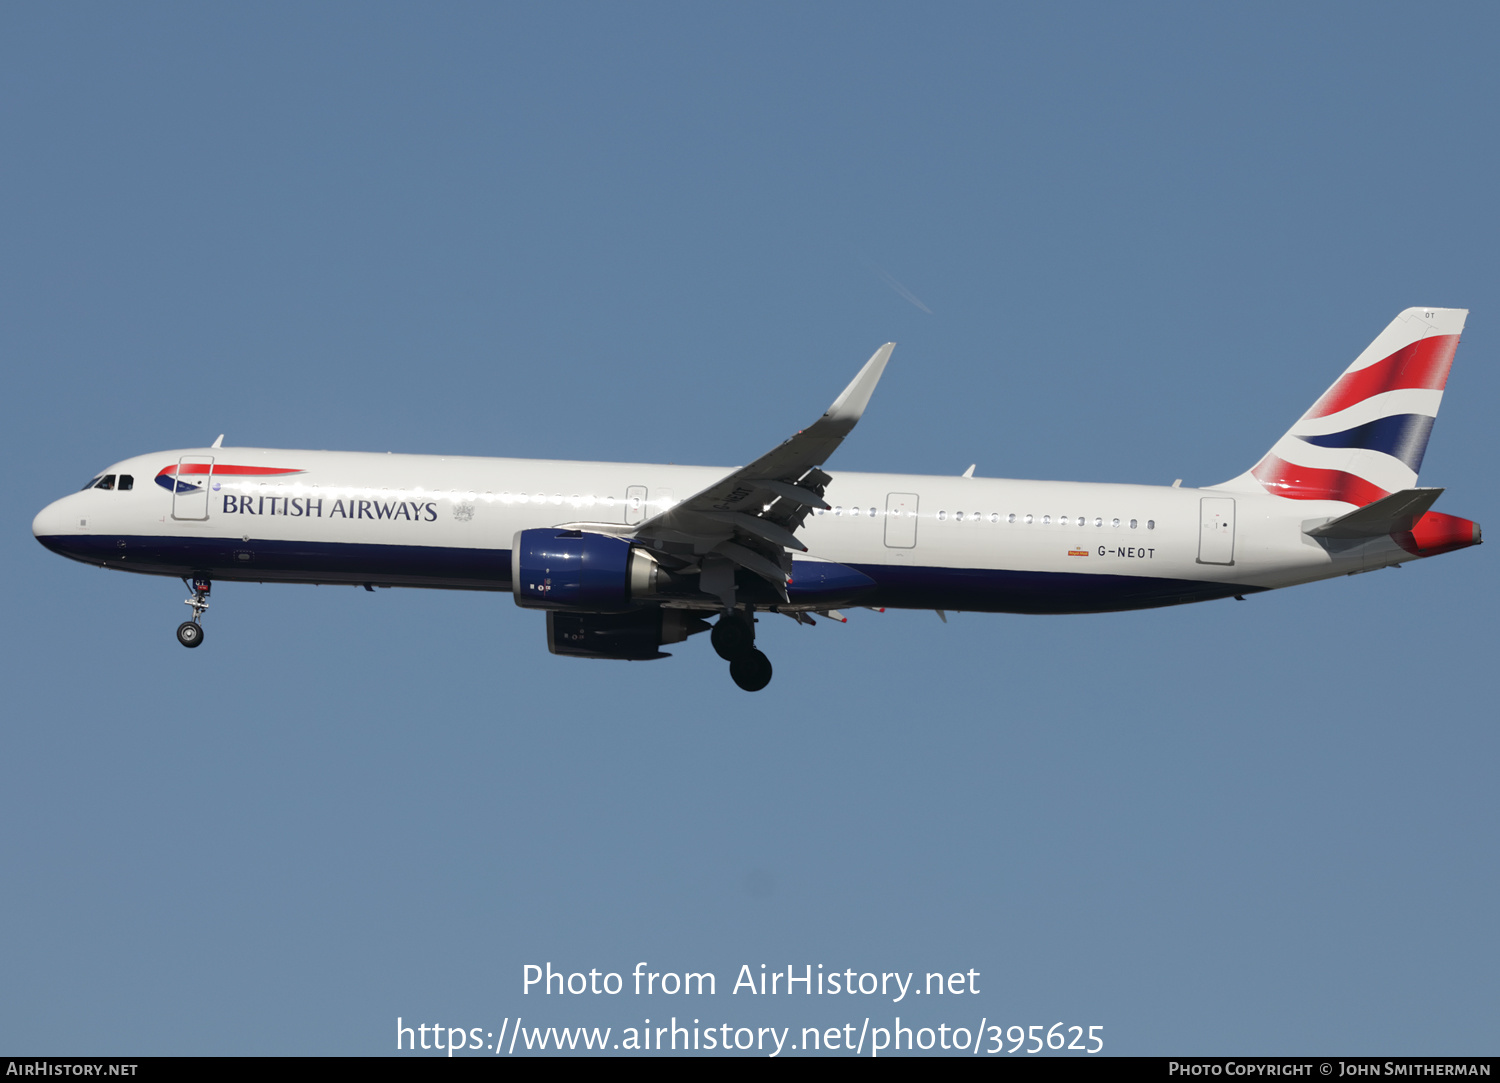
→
(3, 3, 1496, 1056)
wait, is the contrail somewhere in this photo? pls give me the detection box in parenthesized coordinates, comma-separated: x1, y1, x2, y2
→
(872, 263, 933, 314)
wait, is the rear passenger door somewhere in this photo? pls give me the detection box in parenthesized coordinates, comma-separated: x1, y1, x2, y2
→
(1197, 497, 1235, 565)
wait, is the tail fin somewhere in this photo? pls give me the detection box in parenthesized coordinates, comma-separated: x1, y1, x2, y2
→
(1213, 307, 1467, 506)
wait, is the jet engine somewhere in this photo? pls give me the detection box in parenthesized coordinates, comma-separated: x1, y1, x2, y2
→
(547, 609, 710, 660)
(512, 528, 672, 611)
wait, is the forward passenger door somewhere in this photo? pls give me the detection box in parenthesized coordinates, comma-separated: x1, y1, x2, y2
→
(171, 456, 215, 521)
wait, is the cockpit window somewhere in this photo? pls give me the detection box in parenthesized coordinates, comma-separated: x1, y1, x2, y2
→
(81, 475, 103, 491)
(93, 475, 116, 491)
(117, 475, 134, 491)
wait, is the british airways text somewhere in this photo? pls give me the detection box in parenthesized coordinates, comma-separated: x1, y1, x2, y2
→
(220, 495, 438, 521)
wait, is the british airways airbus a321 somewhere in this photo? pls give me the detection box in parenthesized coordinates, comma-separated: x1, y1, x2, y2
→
(32, 307, 1481, 691)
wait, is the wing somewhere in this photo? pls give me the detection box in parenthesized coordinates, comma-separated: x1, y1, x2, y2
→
(632, 343, 895, 604)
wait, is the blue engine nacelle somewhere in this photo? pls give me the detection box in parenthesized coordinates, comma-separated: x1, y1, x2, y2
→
(512, 528, 659, 611)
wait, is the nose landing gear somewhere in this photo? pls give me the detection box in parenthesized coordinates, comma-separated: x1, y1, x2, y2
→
(177, 578, 210, 648)
(712, 610, 773, 691)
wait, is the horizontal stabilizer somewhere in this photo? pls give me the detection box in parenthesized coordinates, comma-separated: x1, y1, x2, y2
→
(1305, 487, 1444, 539)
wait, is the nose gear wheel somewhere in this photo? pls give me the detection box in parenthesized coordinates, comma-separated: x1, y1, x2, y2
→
(177, 577, 211, 648)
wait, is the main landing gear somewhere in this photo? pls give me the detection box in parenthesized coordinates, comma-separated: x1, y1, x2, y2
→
(177, 578, 210, 648)
(712, 610, 773, 692)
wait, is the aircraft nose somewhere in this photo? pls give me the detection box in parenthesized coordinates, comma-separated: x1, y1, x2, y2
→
(32, 496, 75, 551)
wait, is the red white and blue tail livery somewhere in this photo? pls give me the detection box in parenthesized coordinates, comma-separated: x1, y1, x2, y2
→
(33, 309, 1481, 690)
(1217, 307, 1463, 506)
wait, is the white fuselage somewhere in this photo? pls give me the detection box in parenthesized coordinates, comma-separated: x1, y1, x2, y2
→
(33, 445, 1410, 615)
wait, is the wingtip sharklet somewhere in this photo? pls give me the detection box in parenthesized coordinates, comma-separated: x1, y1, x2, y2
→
(823, 343, 895, 425)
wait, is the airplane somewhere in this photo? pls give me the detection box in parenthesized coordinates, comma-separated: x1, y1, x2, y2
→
(32, 307, 1481, 691)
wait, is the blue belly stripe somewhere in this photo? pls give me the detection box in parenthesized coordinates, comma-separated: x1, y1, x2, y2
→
(35, 533, 1257, 614)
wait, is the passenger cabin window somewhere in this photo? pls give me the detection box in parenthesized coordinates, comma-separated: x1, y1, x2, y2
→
(93, 475, 116, 491)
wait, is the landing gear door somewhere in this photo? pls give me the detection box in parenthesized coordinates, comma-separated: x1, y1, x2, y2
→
(884, 492, 919, 548)
(171, 456, 215, 521)
(1197, 496, 1235, 565)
